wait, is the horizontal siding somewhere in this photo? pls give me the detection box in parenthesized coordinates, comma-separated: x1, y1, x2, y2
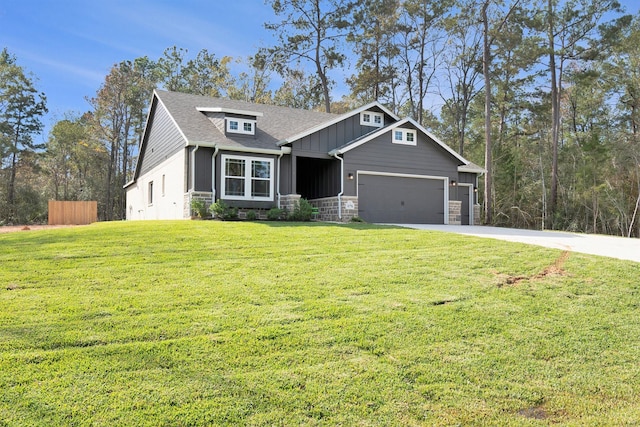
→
(139, 101, 186, 176)
(343, 131, 461, 197)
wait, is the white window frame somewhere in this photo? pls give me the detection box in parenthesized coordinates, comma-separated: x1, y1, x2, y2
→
(148, 181, 154, 205)
(360, 111, 384, 128)
(221, 154, 274, 201)
(226, 118, 256, 135)
(392, 128, 417, 146)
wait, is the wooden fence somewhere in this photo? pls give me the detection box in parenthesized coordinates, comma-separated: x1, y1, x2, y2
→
(48, 201, 98, 225)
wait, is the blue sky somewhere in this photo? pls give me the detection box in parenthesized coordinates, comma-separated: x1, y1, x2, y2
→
(1, 1, 639, 142)
(0, 1, 278, 140)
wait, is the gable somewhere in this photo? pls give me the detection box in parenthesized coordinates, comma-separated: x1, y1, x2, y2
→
(342, 124, 462, 176)
(136, 96, 187, 179)
(329, 118, 469, 167)
(287, 104, 400, 155)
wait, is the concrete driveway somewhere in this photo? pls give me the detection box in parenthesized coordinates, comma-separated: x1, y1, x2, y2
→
(391, 224, 640, 263)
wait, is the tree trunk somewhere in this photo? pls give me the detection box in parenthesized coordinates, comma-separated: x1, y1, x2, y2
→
(548, 0, 560, 226)
(482, 1, 493, 224)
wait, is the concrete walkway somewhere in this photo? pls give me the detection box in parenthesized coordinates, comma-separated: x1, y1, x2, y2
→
(391, 224, 640, 263)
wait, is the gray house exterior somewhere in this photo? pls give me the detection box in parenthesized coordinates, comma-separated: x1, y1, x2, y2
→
(125, 90, 484, 224)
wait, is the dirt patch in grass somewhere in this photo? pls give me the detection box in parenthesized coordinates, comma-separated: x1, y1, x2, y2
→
(0, 225, 81, 234)
(497, 251, 570, 287)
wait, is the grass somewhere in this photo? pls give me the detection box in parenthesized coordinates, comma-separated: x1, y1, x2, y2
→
(1, 220, 639, 426)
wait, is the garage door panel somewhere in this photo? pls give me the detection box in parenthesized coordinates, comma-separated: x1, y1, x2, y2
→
(358, 174, 444, 224)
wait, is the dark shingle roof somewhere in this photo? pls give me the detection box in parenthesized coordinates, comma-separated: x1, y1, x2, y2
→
(156, 90, 337, 150)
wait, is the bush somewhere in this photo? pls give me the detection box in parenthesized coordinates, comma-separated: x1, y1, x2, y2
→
(246, 210, 257, 221)
(350, 216, 365, 223)
(266, 207, 285, 221)
(191, 199, 208, 218)
(210, 199, 238, 220)
(288, 198, 314, 221)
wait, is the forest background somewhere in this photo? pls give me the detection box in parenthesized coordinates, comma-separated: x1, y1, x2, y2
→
(1, 0, 640, 237)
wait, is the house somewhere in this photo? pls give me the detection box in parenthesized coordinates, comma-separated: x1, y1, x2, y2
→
(125, 90, 484, 224)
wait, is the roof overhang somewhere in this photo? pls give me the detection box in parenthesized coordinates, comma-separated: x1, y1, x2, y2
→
(187, 141, 289, 155)
(196, 107, 264, 117)
(458, 162, 486, 174)
(277, 101, 400, 146)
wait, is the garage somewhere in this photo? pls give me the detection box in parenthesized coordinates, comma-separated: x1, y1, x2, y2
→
(357, 173, 446, 224)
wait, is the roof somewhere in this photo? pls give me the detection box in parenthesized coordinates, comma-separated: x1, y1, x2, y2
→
(155, 90, 337, 151)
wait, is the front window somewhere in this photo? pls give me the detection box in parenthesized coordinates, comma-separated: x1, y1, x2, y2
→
(222, 155, 274, 200)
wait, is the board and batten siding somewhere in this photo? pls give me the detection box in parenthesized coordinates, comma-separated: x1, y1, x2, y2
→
(341, 130, 461, 198)
(291, 111, 397, 155)
(138, 100, 187, 177)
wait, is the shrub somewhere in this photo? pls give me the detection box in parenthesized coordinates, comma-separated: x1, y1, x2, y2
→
(246, 210, 257, 221)
(190, 199, 208, 218)
(350, 216, 365, 223)
(288, 198, 314, 221)
(266, 207, 285, 221)
(210, 199, 238, 220)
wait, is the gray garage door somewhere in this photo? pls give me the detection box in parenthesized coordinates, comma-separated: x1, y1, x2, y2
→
(358, 174, 445, 223)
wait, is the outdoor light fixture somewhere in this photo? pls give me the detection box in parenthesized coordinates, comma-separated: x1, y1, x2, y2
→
(451, 180, 457, 186)
(348, 173, 354, 180)
(474, 186, 478, 193)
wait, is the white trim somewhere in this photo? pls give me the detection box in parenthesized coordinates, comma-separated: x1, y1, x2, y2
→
(458, 183, 474, 225)
(458, 163, 486, 173)
(155, 90, 190, 147)
(360, 111, 384, 127)
(220, 154, 274, 201)
(226, 118, 256, 135)
(185, 142, 287, 156)
(196, 106, 264, 117)
(330, 118, 469, 166)
(356, 170, 450, 224)
(278, 101, 399, 146)
(392, 128, 417, 146)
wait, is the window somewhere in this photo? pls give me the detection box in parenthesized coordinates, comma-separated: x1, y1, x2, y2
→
(148, 181, 154, 205)
(360, 111, 384, 127)
(221, 155, 274, 200)
(392, 128, 417, 146)
(226, 118, 256, 135)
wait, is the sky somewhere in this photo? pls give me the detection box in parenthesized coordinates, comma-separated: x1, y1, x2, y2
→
(1, 0, 639, 142)
(0, 1, 279, 141)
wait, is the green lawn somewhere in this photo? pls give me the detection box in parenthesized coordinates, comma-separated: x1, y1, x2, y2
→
(1, 221, 639, 426)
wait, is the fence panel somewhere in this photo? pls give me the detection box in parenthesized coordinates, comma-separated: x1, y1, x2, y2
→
(48, 201, 98, 225)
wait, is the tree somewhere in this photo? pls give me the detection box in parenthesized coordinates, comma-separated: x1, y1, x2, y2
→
(541, 0, 621, 226)
(0, 48, 47, 222)
(399, 0, 452, 125)
(227, 53, 273, 104)
(157, 47, 233, 97)
(272, 68, 325, 110)
(347, 0, 400, 106)
(439, 0, 483, 156)
(88, 59, 155, 220)
(264, 0, 355, 113)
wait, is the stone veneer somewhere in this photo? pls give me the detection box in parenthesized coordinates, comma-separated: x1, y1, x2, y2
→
(309, 196, 358, 222)
(473, 204, 481, 225)
(448, 200, 462, 225)
(279, 194, 301, 214)
(185, 191, 214, 218)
